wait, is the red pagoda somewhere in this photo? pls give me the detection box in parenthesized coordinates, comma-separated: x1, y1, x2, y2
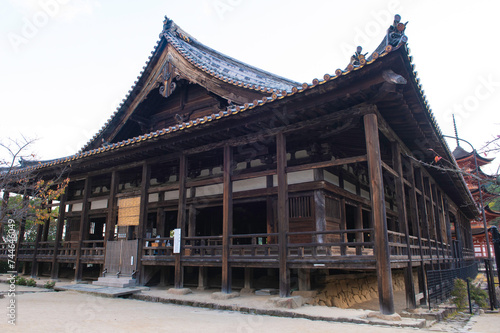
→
(452, 144, 500, 258)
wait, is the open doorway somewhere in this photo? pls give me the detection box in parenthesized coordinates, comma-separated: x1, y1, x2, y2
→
(233, 201, 267, 235)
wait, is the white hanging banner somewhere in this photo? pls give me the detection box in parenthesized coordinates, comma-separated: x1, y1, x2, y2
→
(173, 228, 181, 254)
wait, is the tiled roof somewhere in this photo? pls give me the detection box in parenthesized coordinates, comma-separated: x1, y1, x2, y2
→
(11, 37, 407, 176)
(11, 13, 460, 200)
(162, 19, 299, 93)
(78, 17, 300, 153)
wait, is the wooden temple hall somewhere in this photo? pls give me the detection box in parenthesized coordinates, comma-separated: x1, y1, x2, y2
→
(0, 15, 478, 314)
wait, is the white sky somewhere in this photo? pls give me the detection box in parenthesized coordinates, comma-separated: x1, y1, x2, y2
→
(1, 0, 499, 174)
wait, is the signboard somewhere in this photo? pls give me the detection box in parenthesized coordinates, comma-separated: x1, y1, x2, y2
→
(173, 228, 181, 254)
(117, 197, 141, 226)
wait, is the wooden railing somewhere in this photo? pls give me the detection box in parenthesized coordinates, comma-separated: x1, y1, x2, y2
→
(81, 240, 105, 258)
(57, 241, 79, 258)
(287, 229, 374, 259)
(0, 243, 9, 256)
(230, 233, 279, 259)
(0, 231, 469, 266)
(36, 241, 56, 257)
(17, 242, 35, 257)
(387, 232, 455, 263)
(408, 235, 420, 258)
(462, 247, 475, 260)
(143, 237, 174, 257)
(183, 236, 223, 258)
(387, 231, 407, 258)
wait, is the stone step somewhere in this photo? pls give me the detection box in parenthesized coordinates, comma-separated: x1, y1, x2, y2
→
(93, 277, 137, 288)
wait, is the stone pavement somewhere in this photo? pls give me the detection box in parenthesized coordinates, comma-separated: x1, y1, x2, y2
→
(56, 283, 143, 297)
(1, 273, 499, 331)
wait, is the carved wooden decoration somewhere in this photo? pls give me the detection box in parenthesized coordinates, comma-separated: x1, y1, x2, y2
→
(159, 60, 178, 98)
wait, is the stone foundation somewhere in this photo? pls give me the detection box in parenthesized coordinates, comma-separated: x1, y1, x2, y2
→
(312, 270, 411, 308)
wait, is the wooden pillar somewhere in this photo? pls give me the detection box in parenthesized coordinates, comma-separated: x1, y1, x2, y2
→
(105, 171, 119, 243)
(222, 144, 233, 293)
(266, 175, 275, 243)
(42, 201, 52, 242)
(137, 163, 150, 284)
(276, 132, 290, 298)
(51, 191, 67, 279)
(14, 195, 28, 273)
(75, 177, 91, 281)
(416, 168, 433, 268)
(188, 188, 196, 237)
(392, 143, 416, 309)
(175, 154, 187, 288)
(340, 198, 347, 255)
(434, 189, 447, 265)
(198, 267, 208, 290)
(159, 267, 168, 287)
(426, 179, 441, 268)
(314, 169, 325, 244)
(408, 163, 427, 304)
(31, 223, 43, 278)
(298, 268, 311, 291)
(443, 196, 453, 264)
(243, 268, 253, 290)
(0, 191, 9, 237)
(355, 204, 364, 255)
(363, 112, 394, 315)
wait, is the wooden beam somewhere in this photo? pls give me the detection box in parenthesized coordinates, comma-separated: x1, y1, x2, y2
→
(175, 154, 187, 288)
(364, 112, 394, 315)
(324, 182, 371, 207)
(381, 161, 399, 179)
(276, 132, 290, 298)
(183, 104, 372, 156)
(51, 191, 67, 280)
(69, 152, 181, 182)
(75, 177, 91, 281)
(137, 163, 150, 284)
(222, 144, 233, 293)
(186, 177, 223, 188)
(148, 183, 179, 194)
(375, 109, 413, 156)
(286, 155, 367, 173)
(392, 142, 416, 309)
(232, 169, 276, 182)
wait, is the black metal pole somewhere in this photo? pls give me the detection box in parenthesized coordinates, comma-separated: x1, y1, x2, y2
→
(490, 226, 500, 286)
(442, 134, 497, 310)
(467, 279, 472, 314)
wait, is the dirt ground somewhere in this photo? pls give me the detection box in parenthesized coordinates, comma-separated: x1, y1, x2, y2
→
(1, 284, 499, 333)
